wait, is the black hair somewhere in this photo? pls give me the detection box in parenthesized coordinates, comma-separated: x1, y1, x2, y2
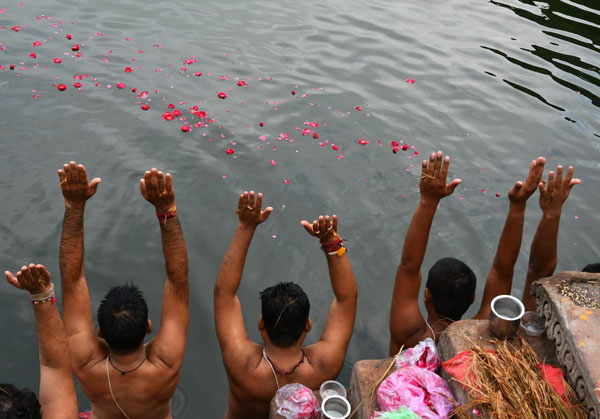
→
(0, 384, 41, 419)
(426, 257, 476, 321)
(97, 284, 148, 353)
(581, 263, 600, 273)
(260, 282, 310, 348)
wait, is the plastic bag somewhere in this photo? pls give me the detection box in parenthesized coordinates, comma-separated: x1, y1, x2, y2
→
(377, 366, 456, 419)
(396, 338, 440, 371)
(275, 383, 320, 419)
(372, 406, 421, 418)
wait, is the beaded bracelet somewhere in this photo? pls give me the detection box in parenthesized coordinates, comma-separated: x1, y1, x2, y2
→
(29, 283, 56, 305)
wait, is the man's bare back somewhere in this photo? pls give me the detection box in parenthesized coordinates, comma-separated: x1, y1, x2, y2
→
(75, 341, 180, 419)
(224, 343, 329, 419)
(215, 192, 357, 418)
(57, 163, 189, 419)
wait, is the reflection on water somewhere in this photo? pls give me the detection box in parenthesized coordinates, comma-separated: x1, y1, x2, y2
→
(1, 0, 599, 417)
(487, 0, 600, 114)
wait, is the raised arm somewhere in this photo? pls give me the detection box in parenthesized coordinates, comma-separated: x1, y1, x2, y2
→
(474, 157, 545, 319)
(521, 165, 579, 311)
(300, 215, 357, 374)
(57, 162, 103, 368)
(139, 169, 189, 367)
(5, 264, 78, 419)
(389, 151, 461, 354)
(214, 191, 273, 365)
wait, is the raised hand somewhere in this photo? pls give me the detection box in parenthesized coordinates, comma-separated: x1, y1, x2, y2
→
(507, 157, 545, 204)
(140, 168, 175, 214)
(419, 151, 461, 202)
(5, 263, 51, 294)
(301, 215, 339, 244)
(539, 165, 580, 216)
(236, 191, 273, 229)
(58, 162, 101, 208)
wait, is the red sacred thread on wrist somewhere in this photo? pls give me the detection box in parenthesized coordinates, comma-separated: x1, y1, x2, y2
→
(320, 237, 342, 252)
(156, 205, 177, 225)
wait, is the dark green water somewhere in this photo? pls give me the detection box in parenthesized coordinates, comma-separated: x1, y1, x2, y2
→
(1, 0, 598, 416)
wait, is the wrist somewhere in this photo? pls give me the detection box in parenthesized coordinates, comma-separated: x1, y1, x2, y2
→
(155, 203, 176, 214)
(237, 222, 257, 234)
(65, 201, 85, 210)
(542, 210, 561, 220)
(509, 201, 527, 212)
(419, 197, 440, 209)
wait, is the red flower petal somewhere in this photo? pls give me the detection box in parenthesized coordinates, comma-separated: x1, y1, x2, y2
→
(218, 92, 227, 99)
(57, 84, 67, 91)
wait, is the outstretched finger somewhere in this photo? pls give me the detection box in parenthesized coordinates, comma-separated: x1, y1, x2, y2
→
(256, 193, 264, 212)
(433, 151, 443, 177)
(150, 169, 159, 191)
(78, 164, 89, 185)
(440, 156, 450, 180)
(157, 171, 165, 192)
(248, 191, 256, 209)
(261, 206, 273, 222)
(332, 215, 338, 233)
(524, 159, 536, 186)
(547, 171, 555, 195)
(144, 171, 152, 194)
(323, 215, 332, 232)
(555, 166, 564, 192)
(567, 179, 581, 191)
(139, 179, 147, 198)
(5, 271, 20, 289)
(427, 153, 436, 176)
(64, 164, 72, 183)
(69, 162, 80, 184)
(563, 166, 573, 187)
(538, 181, 547, 196)
(312, 219, 320, 235)
(165, 173, 173, 192)
(301, 220, 314, 235)
(447, 178, 462, 194)
(240, 191, 249, 210)
(421, 159, 428, 178)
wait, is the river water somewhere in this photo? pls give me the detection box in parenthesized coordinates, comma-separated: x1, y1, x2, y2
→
(1, 0, 598, 416)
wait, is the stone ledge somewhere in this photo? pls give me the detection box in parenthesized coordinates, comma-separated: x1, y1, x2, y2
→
(533, 271, 600, 418)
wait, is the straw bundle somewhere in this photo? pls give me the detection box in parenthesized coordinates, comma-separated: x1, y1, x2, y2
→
(452, 338, 587, 419)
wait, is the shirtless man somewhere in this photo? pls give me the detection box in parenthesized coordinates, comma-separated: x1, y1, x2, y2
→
(58, 162, 188, 419)
(3, 264, 78, 419)
(389, 151, 546, 353)
(521, 164, 580, 311)
(214, 191, 358, 418)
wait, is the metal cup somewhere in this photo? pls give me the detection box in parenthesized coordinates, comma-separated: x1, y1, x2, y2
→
(488, 295, 525, 339)
(319, 380, 347, 400)
(321, 395, 350, 419)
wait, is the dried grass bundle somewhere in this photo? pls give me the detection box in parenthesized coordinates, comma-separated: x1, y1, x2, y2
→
(452, 338, 587, 419)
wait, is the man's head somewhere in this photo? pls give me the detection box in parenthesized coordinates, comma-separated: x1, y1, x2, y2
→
(0, 384, 41, 419)
(582, 263, 600, 273)
(425, 257, 476, 321)
(97, 284, 149, 353)
(259, 282, 310, 348)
